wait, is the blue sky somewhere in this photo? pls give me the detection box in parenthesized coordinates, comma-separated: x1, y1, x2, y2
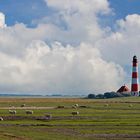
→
(109, 0, 140, 19)
(0, 0, 49, 26)
(0, 0, 139, 27)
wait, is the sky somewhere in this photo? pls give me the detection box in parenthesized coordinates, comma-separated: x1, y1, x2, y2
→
(0, 0, 140, 95)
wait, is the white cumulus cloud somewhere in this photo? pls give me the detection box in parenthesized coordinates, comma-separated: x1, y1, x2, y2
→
(45, 0, 110, 14)
(0, 40, 125, 94)
(0, 12, 6, 28)
(98, 14, 140, 65)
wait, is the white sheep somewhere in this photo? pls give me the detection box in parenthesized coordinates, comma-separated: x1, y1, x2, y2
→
(9, 110, 16, 114)
(72, 104, 79, 109)
(75, 104, 79, 107)
(0, 117, 3, 121)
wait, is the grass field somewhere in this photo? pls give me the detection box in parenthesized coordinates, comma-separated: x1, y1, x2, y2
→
(0, 97, 140, 140)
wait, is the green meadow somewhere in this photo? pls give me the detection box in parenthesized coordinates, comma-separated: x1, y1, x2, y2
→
(0, 97, 140, 140)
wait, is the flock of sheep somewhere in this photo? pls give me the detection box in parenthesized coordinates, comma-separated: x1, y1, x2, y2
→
(0, 103, 134, 121)
(0, 104, 81, 121)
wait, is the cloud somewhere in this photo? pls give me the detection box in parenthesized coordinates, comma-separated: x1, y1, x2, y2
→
(45, 0, 111, 14)
(98, 14, 140, 65)
(0, 12, 6, 28)
(0, 40, 125, 94)
(39, 0, 112, 45)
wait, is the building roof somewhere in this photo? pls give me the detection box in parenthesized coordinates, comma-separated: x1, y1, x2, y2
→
(117, 85, 130, 93)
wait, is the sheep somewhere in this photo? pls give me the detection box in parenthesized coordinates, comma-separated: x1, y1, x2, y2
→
(71, 111, 79, 116)
(72, 104, 79, 109)
(21, 104, 26, 107)
(45, 114, 52, 119)
(57, 106, 65, 109)
(26, 110, 34, 114)
(75, 104, 79, 107)
(0, 117, 3, 121)
(9, 110, 16, 114)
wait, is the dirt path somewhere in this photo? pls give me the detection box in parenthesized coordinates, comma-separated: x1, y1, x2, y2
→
(0, 132, 29, 140)
(0, 106, 55, 110)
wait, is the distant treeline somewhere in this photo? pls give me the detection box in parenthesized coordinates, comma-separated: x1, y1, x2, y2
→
(87, 92, 133, 99)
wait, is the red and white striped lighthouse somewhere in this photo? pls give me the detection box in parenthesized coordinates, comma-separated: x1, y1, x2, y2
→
(131, 55, 139, 96)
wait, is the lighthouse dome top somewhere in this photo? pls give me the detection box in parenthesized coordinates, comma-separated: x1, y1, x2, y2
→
(133, 55, 137, 63)
(133, 55, 137, 59)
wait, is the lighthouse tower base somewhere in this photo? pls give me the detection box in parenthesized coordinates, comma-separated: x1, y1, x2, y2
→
(131, 92, 139, 96)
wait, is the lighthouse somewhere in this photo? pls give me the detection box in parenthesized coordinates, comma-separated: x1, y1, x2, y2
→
(131, 55, 139, 96)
